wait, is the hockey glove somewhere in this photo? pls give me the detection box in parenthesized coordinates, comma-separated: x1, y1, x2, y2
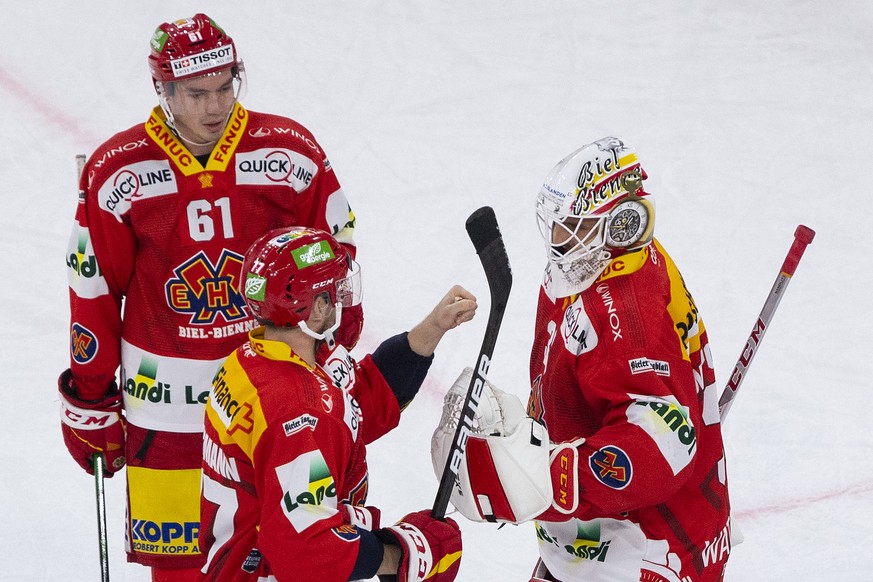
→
(431, 367, 552, 524)
(59, 369, 126, 476)
(376, 510, 462, 582)
(338, 503, 381, 531)
(536, 437, 586, 521)
(336, 302, 364, 349)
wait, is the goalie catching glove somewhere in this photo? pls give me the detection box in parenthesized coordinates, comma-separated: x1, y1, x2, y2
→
(58, 369, 126, 476)
(431, 367, 551, 523)
(431, 367, 586, 523)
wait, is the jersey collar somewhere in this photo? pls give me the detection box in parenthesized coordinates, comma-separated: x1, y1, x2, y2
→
(145, 102, 249, 176)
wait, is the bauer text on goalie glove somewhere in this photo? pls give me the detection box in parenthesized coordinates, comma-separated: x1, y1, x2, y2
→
(431, 368, 596, 523)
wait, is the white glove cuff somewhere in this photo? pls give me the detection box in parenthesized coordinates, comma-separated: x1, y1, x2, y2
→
(60, 399, 121, 430)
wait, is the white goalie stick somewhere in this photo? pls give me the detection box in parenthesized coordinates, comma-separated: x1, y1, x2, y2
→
(718, 225, 815, 420)
(77, 153, 111, 582)
(432, 207, 512, 520)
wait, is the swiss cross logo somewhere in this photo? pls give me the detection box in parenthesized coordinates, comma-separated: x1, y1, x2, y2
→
(589, 446, 632, 490)
(228, 401, 255, 435)
(70, 323, 98, 364)
(165, 250, 247, 325)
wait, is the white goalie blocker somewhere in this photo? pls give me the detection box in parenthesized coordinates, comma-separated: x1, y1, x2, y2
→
(431, 367, 552, 524)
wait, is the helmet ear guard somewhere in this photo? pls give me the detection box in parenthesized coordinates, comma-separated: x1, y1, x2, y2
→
(603, 169, 655, 250)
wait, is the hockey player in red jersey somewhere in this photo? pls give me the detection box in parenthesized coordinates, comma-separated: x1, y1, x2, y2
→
(199, 226, 472, 581)
(432, 137, 731, 580)
(59, 14, 361, 581)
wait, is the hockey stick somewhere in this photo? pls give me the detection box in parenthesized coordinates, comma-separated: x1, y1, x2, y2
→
(718, 225, 815, 420)
(432, 206, 512, 520)
(94, 453, 110, 582)
(77, 153, 110, 581)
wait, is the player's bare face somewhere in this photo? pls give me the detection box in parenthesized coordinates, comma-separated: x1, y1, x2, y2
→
(167, 69, 236, 154)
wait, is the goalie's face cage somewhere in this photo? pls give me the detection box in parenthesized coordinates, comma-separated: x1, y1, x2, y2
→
(536, 196, 613, 293)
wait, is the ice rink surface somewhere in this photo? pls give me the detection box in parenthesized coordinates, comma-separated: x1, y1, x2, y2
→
(1, 1, 871, 580)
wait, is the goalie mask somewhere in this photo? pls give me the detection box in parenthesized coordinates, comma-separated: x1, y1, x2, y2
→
(536, 137, 654, 297)
(241, 227, 362, 343)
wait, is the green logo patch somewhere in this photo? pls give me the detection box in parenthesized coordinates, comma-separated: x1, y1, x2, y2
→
(245, 273, 267, 300)
(150, 29, 169, 52)
(291, 242, 335, 269)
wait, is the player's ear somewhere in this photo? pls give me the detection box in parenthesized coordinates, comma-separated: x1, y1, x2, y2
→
(310, 293, 332, 322)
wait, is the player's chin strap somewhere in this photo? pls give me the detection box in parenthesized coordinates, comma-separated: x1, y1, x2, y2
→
(298, 303, 343, 350)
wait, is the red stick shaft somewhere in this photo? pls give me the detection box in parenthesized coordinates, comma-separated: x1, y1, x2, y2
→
(718, 225, 815, 420)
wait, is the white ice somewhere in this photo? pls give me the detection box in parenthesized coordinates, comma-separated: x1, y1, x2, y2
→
(1, 1, 870, 580)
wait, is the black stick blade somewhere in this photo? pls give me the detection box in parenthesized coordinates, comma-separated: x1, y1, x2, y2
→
(465, 206, 512, 295)
(466, 206, 501, 253)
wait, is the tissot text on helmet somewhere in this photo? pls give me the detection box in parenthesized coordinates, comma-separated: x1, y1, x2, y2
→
(170, 46, 235, 79)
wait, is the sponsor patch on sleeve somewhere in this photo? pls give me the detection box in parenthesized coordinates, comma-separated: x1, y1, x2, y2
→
(70, 322, 99, 364)
(283, 414, 318, 437)
(331, 523, 361, 542)
(588, 445, 632, 490)
(275, 450, 338, 532)
(626, 394, 696, 475)
(628, 357, 670, 376)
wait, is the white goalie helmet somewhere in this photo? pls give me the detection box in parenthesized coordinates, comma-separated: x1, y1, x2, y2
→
(536, 136, 655, 297)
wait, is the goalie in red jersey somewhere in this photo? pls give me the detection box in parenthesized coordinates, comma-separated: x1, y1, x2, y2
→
(432, 137, 733, 581)
(200, 226, 474, 581)
(59, 14, 362, 581)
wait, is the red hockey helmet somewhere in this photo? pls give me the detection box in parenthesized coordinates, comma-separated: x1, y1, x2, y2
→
(241, 227, 361, 329)
(148, 14, 240, 84)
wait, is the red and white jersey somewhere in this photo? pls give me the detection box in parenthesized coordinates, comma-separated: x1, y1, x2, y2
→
(528, 240, 731, 582)
(199, 329, 400, 581)
(66, 104, 355, 432)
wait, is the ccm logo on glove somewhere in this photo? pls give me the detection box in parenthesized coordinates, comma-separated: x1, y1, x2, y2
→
(61, 402, 121, 430)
